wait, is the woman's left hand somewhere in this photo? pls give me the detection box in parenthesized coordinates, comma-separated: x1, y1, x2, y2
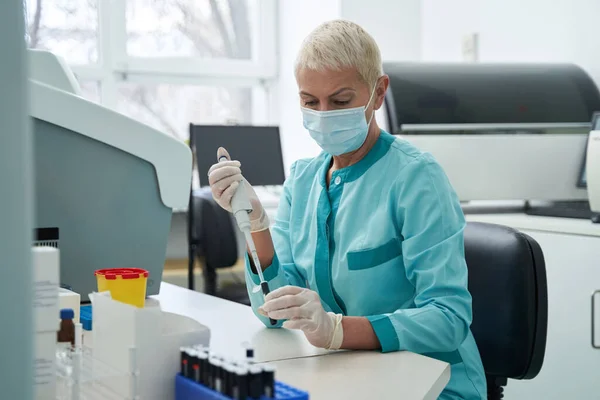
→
(258, 286, 344, 349)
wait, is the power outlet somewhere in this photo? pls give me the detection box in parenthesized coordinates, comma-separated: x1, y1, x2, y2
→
(462, 33, 479, 62)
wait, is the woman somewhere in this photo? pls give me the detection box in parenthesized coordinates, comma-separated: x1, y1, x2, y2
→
(209, 20, 486, 399)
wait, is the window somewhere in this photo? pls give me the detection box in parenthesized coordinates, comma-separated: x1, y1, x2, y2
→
(78, 80, 101, 103)
(25, 0, 99, 64)
(126, 0, 257, 60)
(117, 84, 253, 139)
(24, 0, 276, 138)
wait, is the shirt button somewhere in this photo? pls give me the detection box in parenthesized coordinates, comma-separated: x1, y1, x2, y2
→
(334, 176, 342, 185)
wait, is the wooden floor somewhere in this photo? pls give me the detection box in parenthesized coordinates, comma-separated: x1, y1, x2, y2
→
(162, 257, 246, 290)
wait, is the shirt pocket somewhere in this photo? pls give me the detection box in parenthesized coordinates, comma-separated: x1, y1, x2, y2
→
(347, 238, 402, 271)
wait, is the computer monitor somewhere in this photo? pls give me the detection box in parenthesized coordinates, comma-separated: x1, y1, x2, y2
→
(190, 125, 286, 187)
(579, 112, 600, 188)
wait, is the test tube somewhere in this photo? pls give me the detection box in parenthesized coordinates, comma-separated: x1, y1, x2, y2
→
(214, 358, 224, 393)
(222, 362, 234, 397)
(234, 365, 249, 400)
(246, 347, 255, 363)
(189, 350, 200, 383)
(207, 356, 217, 389)
(242, 342, 255, 364)
(248, 364, 264, 399)
(180, 347, 190, 378)
(198, 350, 209, 385)
(218, 355, 227, 389)
(262, 364, 276, 398)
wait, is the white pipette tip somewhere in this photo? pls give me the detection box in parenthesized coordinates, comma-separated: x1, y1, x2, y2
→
(243, 230, 268, 284)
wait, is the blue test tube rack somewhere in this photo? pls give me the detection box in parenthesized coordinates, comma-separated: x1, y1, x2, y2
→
(175, 374, 309, 400)
(80, 305, 93, 330)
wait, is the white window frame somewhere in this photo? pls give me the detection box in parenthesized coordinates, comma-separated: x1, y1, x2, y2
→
(70, 0, 278, 125)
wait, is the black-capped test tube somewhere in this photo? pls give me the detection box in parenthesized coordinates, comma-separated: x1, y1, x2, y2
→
(187, 350, 200, 383)
(180, 347, 188, 377)
(207, 356, 217, 390)
(262, 363, 276, 398)
(221, 362, 230, 396)
(234, 365, 249, 400)
(222, 362, 234, 397)
(246, 347, 255, 364)
(198, 350, 209, 385)
(248, 364, 264, 399)
(212, 357, 223, 393)
(219, 356, 228, 391)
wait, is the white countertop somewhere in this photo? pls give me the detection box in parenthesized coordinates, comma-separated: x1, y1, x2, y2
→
(154, 282, 331, 363)
(465, 213, 600, 237)
(150, 283, 451, 399)
(271, 350, 450, 400)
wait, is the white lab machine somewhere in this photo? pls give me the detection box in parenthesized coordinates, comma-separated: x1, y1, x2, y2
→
(28, 50, 192, 300)
(28, 50, 210, 400)
(28, 49, 82, 95)
(586, 115, 600, 222)
(379, 62, 600, 203)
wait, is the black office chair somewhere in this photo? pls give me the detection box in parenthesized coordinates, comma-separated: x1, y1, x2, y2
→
(187, 133, 250, 305)
(464, 222, 548, 400)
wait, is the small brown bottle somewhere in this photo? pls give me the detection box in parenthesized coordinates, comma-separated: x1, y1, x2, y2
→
(57, 308, 75, 346)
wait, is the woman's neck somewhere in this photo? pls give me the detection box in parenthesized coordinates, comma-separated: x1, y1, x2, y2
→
(331, 123, 381, 171)
(326, 123, 381, 186)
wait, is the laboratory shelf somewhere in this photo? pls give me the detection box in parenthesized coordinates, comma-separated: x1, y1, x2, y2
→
(175, 374, 309, 400)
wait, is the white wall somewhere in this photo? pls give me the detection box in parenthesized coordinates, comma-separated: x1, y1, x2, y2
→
(276, 0, 423, 169)
(421, 0, 600, 85)
(420, 0, 479, 62)
(276, 0, 341, 172)
(341, 0, 422, 62)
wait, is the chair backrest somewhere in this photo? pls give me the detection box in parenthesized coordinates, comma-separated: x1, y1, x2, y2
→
(464, 222, 548, 381)
(191, 188, 238, 269)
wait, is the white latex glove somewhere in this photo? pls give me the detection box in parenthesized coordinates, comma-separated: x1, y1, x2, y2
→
(258, 286, 344, 350)
(207, 147, 270, 232)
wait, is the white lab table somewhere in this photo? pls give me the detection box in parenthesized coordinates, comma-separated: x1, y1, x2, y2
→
(154, 282, 330, 363)
(270, 351, 449, 400)
(152, 283, 451, 400)
(464, 213, 600, 400)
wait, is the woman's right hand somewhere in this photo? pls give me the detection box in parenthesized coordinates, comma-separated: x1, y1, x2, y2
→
(208, 147, 270, 232)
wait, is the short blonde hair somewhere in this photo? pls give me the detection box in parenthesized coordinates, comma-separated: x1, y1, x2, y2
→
(295, 19, 383, 90)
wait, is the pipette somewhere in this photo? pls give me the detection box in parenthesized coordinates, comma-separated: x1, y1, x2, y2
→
(219, 155, 277, 326)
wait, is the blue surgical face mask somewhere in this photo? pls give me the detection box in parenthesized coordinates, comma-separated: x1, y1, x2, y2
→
(301, 84, 377, 156)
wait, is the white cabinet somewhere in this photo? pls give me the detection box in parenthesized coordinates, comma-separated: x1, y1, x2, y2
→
(496, 230, 600, 399)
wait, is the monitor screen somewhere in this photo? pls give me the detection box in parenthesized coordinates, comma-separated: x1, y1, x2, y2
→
(190, 125, 286, 187)
(580, 112, 600, 187)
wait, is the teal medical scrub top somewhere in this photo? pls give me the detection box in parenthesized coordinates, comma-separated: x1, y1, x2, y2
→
(245, 130, 487, 399)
